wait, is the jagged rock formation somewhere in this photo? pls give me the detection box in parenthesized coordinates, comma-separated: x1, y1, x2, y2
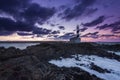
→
(25, 43, 120, 61)
(97, 44, 120, 52)
(0, 55, 101, 80)
(0, 42, 120, 80)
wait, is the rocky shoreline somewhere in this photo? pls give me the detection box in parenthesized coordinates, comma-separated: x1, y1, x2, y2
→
(0, 42, 120, 80)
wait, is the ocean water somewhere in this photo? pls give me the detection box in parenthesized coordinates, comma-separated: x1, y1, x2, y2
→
(0, 42, 40, 50)
(0, 42, 120, 50)
(96, 42, 120, 45)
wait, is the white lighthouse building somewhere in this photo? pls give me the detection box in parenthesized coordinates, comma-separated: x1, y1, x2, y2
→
(70, 25, 81, 43)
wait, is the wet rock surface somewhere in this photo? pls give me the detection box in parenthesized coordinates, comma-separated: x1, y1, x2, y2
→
(0, 42, 120, 80)
(98, 44, 120, 52)
(90, 63, 110, 73)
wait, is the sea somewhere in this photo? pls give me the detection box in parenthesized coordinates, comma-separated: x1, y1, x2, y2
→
(0, 42, 120, 50)
(96, 42, 120, 45)
(0, 42, 40, 50)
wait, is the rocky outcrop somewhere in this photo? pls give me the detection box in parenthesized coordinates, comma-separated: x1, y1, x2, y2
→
(0, 55, 101, 80)
(96, 44, 120, 51)
(25, 43, 120, 61)
(90, 63, 110, 73)
(0, 42, 120, 80)
(0, 47, 25, 61)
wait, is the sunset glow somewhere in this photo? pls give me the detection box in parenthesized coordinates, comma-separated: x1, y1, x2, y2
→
(0, 0, 120, 42)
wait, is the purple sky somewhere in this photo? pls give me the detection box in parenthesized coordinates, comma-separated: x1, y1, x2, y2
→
(0, 0, 120, 42)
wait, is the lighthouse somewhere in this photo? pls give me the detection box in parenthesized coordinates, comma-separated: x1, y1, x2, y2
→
(76, 25, 80, 38)
(70, 25, 81, 43)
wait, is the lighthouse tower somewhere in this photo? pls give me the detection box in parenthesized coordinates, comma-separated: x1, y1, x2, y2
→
(70, 25, 81, 43)
(76, 25, 80, 38)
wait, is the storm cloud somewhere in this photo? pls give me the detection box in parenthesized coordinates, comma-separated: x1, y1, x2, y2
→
(96, 20, 120, 33)
(80, 27, 88, 32)
(51, 30, 60, 34)
(0, 0, 56, 36)
(82, 32, 99, 38)
(59, 32, 75, 39)
(21, 3, 56, 24)
(0, 17, 33, 32)
(83, 16, 106, 27)
(17, 32, 33, 36)
(83, 8, 98, 16)
(61, 0, 96, 20)
(58, 26, 65, 30)
(0, 0, 120, 41)
(0, 0, 30, 14)
(0, 17, 60, 36)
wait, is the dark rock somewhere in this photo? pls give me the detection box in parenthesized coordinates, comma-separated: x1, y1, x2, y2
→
(91, 63, 110, 73)
(25, 43, 120, 61)
(97, 44, 120, 52)
(0, 42, 119, 80)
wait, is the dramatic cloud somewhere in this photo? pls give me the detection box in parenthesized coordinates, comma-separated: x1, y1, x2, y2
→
(17, 32, 33, 36)
(59, 32, 75, 39)
(100, 34, 120, 39)
(33, 27, 60, 35)
(50, 24, 55, 27)
(58, 26, 65, 30)
(82, 32, 99, 38)
(33, 27, 50, 35)
(83, 8, 98, 16)
(0, 0, 120, 41)
(96, 21, 120, 33)
(51, 30, 60, 34)
(0, 17, 33, 32)
(0, 0, 30, 14)
(49, 23, 59, 27)
(83, 16, 106, 27)
(0, 0, 56, 36)
(101, 34, 114, 37)
(80, 27, 88, 32)
(61, 0, 96, 20)
(22, 3, 56, 24)
(82, 33, 120, 39)
(0, 17, 60, 36)
(73, 0, 81, 3)
(0, 0, 55, 23)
